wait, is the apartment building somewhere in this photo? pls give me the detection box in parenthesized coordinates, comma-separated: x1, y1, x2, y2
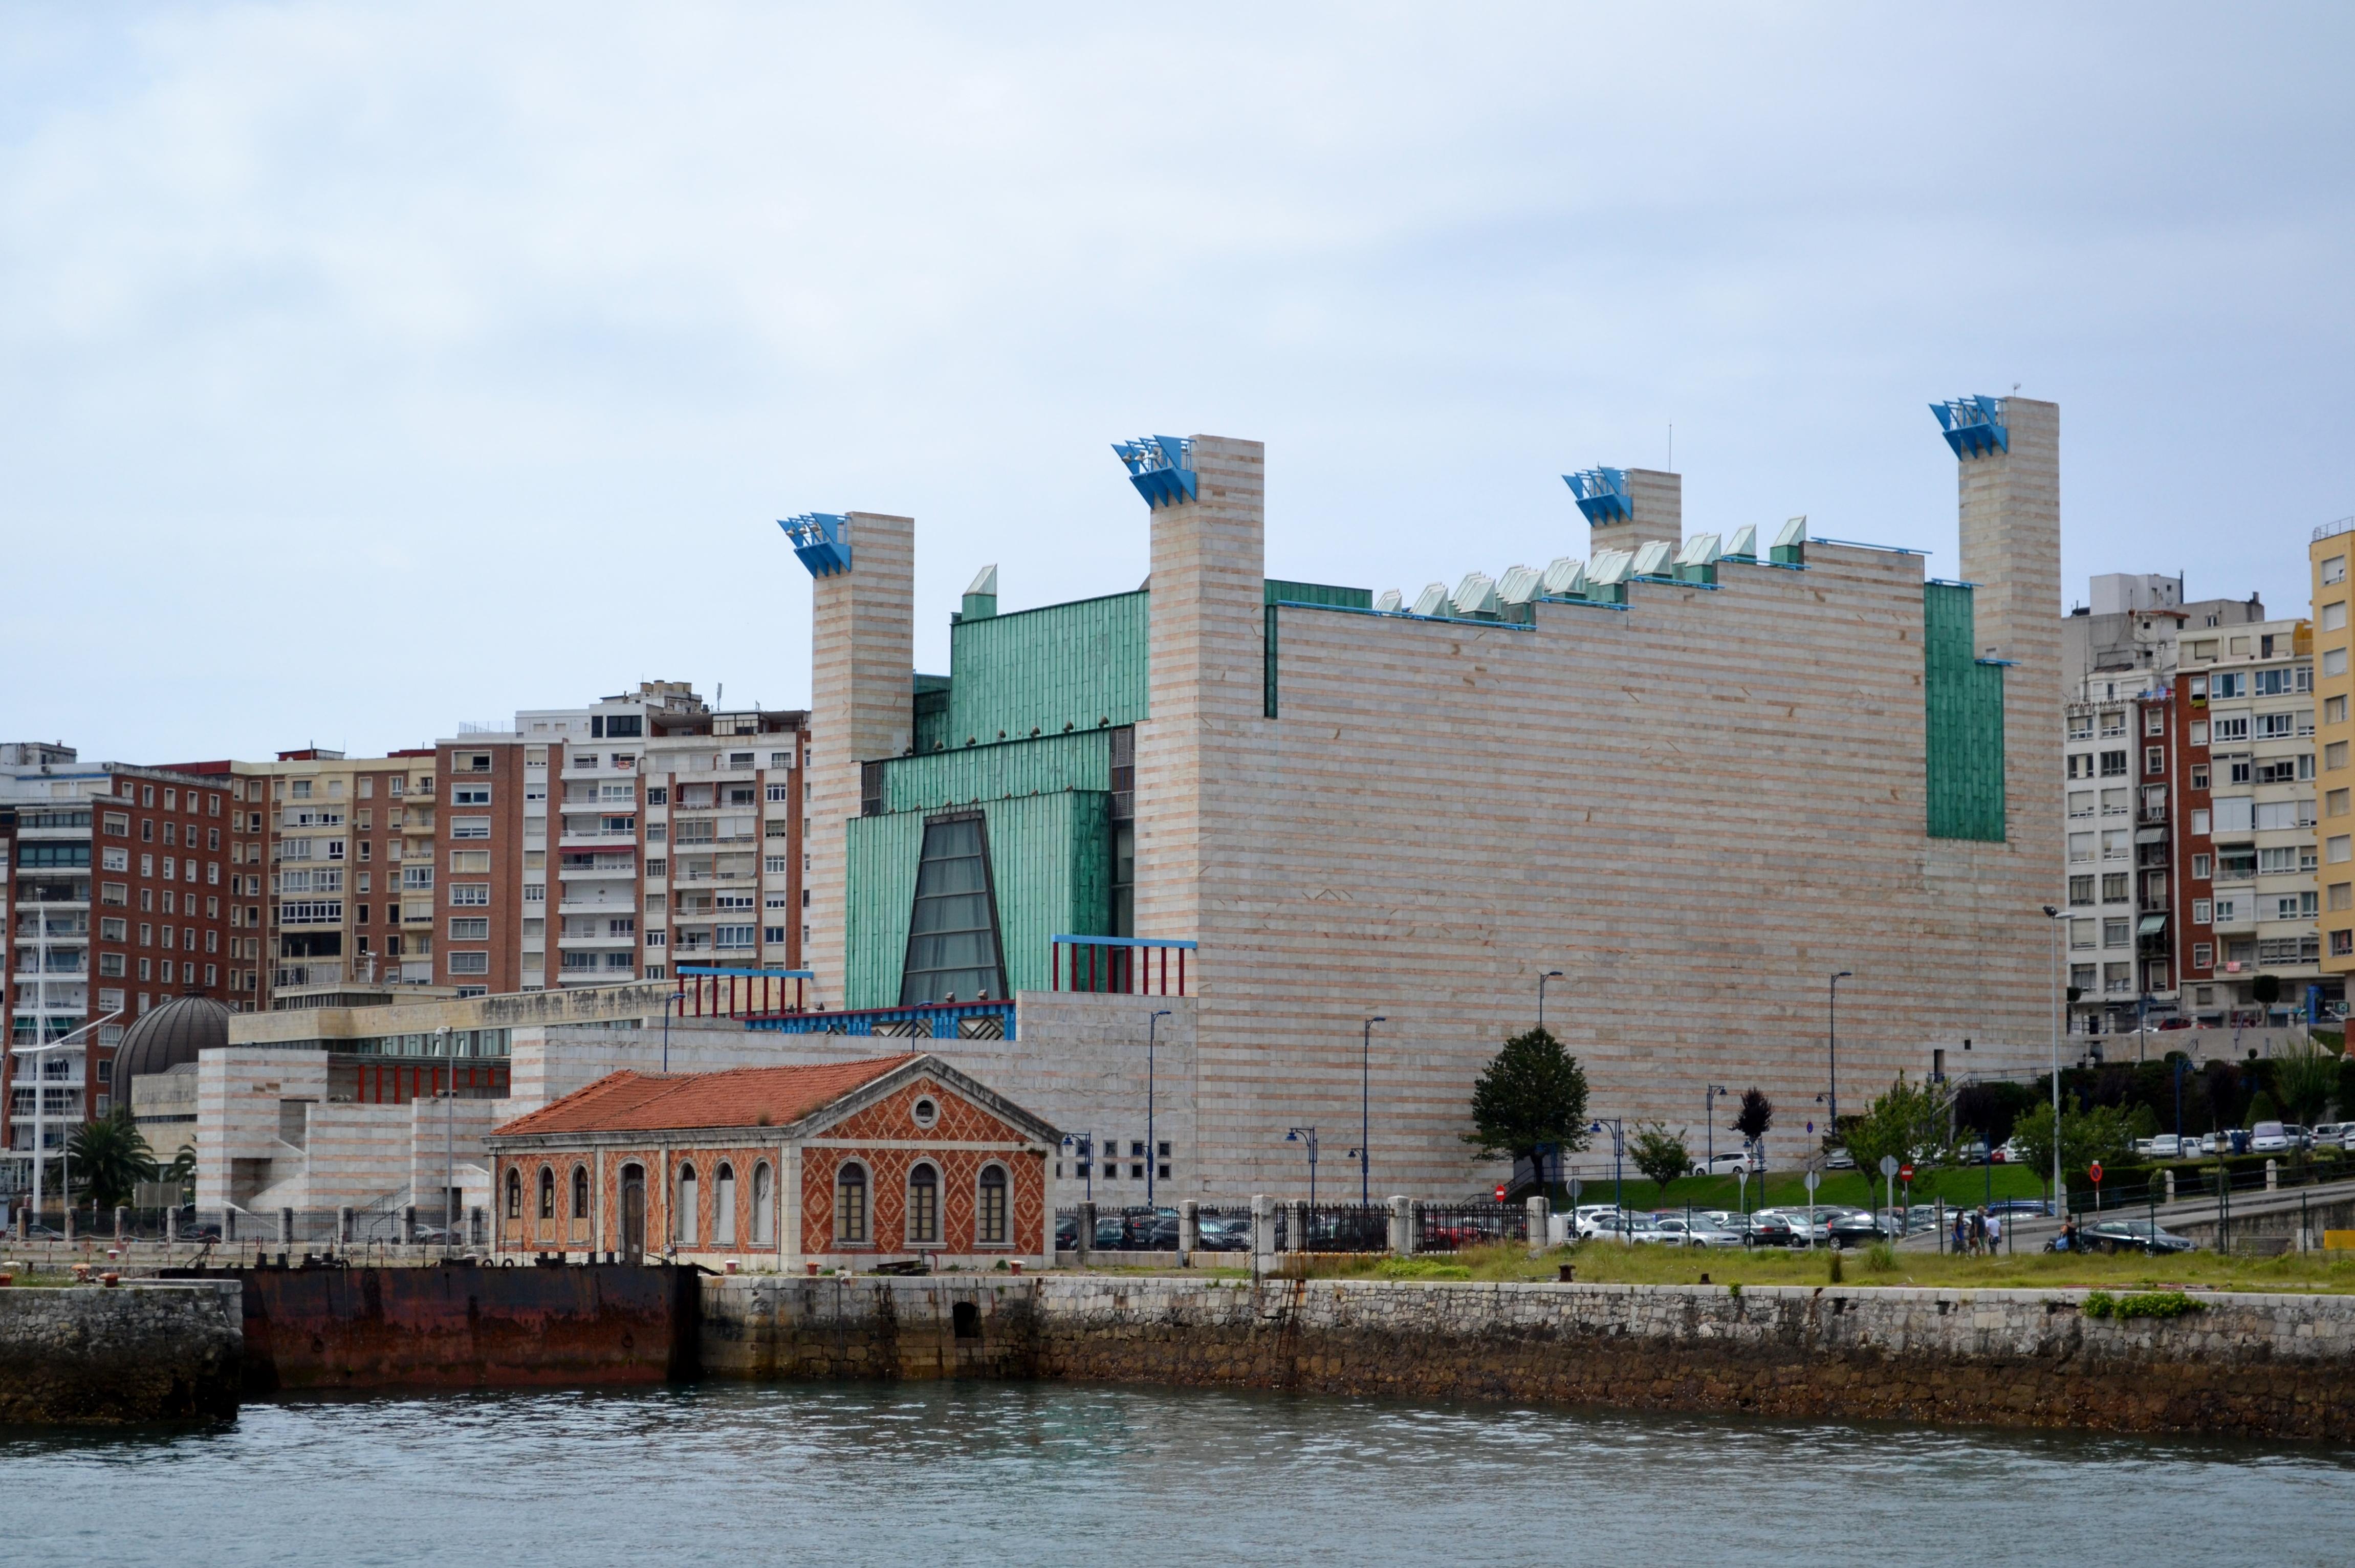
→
(2060, 574, 2269, 1037)
(2, 745, 264, 1189)
(2311, 524, 2355, 998)
(2171, 618, 2323, 1022)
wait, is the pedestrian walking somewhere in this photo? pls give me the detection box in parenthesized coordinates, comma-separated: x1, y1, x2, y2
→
(1986, 1210, 2002, 1253)
(1951, 1209, 1968, 1255)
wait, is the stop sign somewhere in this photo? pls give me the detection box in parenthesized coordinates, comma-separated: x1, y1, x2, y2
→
(1495, 1184, 1507, 1201)
(1899, 1162, 1914, 1182)
(2089, 1161, 2104, 1184)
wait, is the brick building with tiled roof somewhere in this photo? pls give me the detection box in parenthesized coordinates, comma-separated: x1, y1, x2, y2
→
(485, 1053, 1057, 1269)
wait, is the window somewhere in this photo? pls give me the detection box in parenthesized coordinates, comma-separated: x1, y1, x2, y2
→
(977, 1165, 1009, 1247)
(2067, 875, 2095, 906)
(2332, 649, 2351, 679)
(524, 883, 545, 903)
(2333, 742, 2351, 772)
(2067, 713, 2093, 740)
(766, 783, 792, 802)
(449, 952, 489, 974)
(2211, 717, 2249, 744)
(2332, 697, 2350, 727)
(2101, 873, 2129, 903)
(2066, 790, 2094, 819)
(506, 1168, 522, 1219)
(676, 1164, 699, 1246)
(646, 787, 668, 805)
(714, 924, 757, 949)
(752, 1163, 774, 1246)
(2144, 709, 2166, 736)
(764, 926, 788, 945)
(2102, 918, 2130, 947)
(451, 818, 491, 839)
(2194, 899, 2212, 925)
(899, 816, 1004, 1005)
(2190, 722, 2209, 747)
(714, 1162, 737, 1247)
(2070, 963, 2097, 991)
(2070, 920, 2096, 950)
(2067, 753, 2095, 781)
(2190, 763, 2210, 791)
(537, 1166, 556, 1220)
(402, 866, 435, 889)
(2100, 830, 2129, 859)
(2099, 711, 2126, 738)
(2099, 788, 2128, 817)
(2099, 750, 2127, 777)
(2329, 556, 2350, 587)
(836, 1162, 868, 1245)
(450, 884, 489, 906)
(2334, 837, 2353, 864)
(765, 856, 790, 875)
(2336, 929, 2355, 958)
(449, 851, 491, 873)
(2193, 943, 2214, 968)
(565, 1164, 588, 1222)
(448, 917, 489, 939)
(2145, 746, 2164, 774)
(452, 785, 492, 805)
(907, 1163, 940, 1246)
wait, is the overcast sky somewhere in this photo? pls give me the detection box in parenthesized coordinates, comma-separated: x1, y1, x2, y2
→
(7, 4, 2352, 763)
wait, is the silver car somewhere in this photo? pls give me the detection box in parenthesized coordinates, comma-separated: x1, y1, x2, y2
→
(1650, 1215, 1745, 1248)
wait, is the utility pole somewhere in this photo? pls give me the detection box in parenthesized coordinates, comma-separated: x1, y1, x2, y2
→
(1145, 1009, 1171, 1206)
(1538, 970, 1564, 1032)
(1356, 1016, 1386, 1205)
(1827, 972, 1854, 1130)
(2043, 906, 2066, 1223)
(438, 1025, 454, 1250)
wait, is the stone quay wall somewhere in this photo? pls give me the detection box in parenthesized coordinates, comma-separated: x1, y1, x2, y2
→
(701, 1274, 2355, 1440)
(0, 1281, 242, 1425)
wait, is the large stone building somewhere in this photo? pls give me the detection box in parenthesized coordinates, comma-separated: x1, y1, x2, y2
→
(773, 396, 2066, 1194)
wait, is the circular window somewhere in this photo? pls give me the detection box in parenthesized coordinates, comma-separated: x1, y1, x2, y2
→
(911, 1096, 939, 1129)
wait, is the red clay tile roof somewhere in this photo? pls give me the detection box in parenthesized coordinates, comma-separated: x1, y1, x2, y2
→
(492, 1054, 919, 1138)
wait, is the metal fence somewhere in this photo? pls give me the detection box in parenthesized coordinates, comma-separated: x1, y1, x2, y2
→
(1416, 1202, 1529, 1253)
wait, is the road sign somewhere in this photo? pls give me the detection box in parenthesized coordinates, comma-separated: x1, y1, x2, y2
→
(1899, 1162, 1914, 1182)
(1494, 1184, 1508, 1202)
(1803, 1170, 1820, 1194)
(2088, 1161, 2103, 1185)
(1879, 1155, 1900, 1178)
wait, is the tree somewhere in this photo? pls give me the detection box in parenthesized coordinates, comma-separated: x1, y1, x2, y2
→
(1841, 1073, 1955, 1175)
(2253, 973, 2284, 1010)
(2244, 1090, 2281, 1127)
(2273, 1039, 2339, 1129)
(61, 1109, 157, 1213)
(1463, 1027, 1591, 1181)
(157, 1145, 197, 1200)
(2008, 1099, 2130, 1196)
(1955, 1080, 2033, 1147)
(2125, 1102, 2161, 1142)
(1732, 1087, 1773, 1145)
(1629, 1123, 1690, 1191)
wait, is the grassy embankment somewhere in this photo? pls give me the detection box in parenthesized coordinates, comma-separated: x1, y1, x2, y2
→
(1577, 1165, 2049, 1213)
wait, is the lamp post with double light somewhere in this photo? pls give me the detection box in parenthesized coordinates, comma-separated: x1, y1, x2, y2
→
(1538, 971, 1565, 1032)
(1357, 1016, 1386, 1204)
(1285, 1126, 1319, 1206)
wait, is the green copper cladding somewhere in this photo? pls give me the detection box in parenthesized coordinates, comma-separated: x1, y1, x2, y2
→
(1262, 581, 1372, 718)
(843, 810, 926, 1009)
(1923, 580, 2007, 842)
(875, 729, 1113, 815)
(942, 590, 1149, 746)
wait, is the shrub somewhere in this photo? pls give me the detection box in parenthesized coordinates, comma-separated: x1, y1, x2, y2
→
(1863, 1242, 1898, 1273)
(1826, 1250, 1844, 1283)
(2082, 1288, 2199, 1320)
(1377, 1256, 1472, 1281)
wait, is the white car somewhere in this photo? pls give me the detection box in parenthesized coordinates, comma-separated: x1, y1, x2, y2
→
(1689, 1151, 1758, 1177)
(1824, 1147, 1857, 1170)
(2250, 1121, 2292, 1155)
(1650, 1215, 1745, 1248)
(2139, 1135, 2184, 1160)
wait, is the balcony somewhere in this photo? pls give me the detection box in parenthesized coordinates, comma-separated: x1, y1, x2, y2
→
(557, 900, 638, 916)
(557, 931, 639, 948)
(274, 963, 345, 988)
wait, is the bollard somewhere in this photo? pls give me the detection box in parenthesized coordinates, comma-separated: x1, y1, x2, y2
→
(2266, 1159, 2279, 1193)
(1388, 1195, 1412, 1255)
(2164, 1169, 2175, 1205)
(1178, 1199, 1200, 1262)
(114, 1206, 127, 1242)
(401, 1205, 418, 1246)
(1250, 1193, 1276, 1276)
(165, 1208, 178, 1244)
(278, 1207, 295, 1247)
(224, 1209, 238, 1244)
(470, 1206, 485, 1248)
(62, 1207, 74, 1244)
(1527, 1194, 1550, 1255)
(1074, 1201, 1095, 1267)
(338, 1206, 355, 1245)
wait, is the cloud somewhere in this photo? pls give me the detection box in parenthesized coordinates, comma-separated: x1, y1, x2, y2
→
(3, 3, 2351, 759)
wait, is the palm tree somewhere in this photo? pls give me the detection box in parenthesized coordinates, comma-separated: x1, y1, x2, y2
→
(61, 1109, 158, 1213)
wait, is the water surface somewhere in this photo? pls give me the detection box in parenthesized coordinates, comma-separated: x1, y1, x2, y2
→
(4, 1381, 2349, 1566)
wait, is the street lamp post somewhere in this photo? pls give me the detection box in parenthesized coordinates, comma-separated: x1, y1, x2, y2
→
(1145, 1010, 1171, 1206)
(2042, 906, 2065, 1223)
(1358, 1016, 1386, 1204)
(1705, 1084, 1727, 1172)
(1285, 1127, 1319, 1206)
(437, 1025, 454, 1251)
(1538, 971, 1564, 1032)
(12, 1010, 121, 1231)
(1827, 972, 1854, 1131)
(1589, 1118, 1626, 1223)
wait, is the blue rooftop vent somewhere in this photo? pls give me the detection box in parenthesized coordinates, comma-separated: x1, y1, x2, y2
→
(780, 512, 852, 578)
(1564, 467, 1632, 525)
(1931, 396, 2010, 459)
(1113, 435, 1198, 508)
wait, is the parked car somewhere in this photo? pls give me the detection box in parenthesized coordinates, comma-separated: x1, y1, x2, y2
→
(1993, 1139, 2025, 1164)
(1828, 1211, 1898, 1249)
(1735, 1212, 1797, 1247)
(2283, 1125, 2315, 1150)
(1055, 1213, 1079, 1251)
(1988, 1198, 2054, 1217)
(2080, 1218, 2196, 1256)
(1649, 1215, 1745, 1248)
(1824, 1147, 1857, 1170)
(1955, 1139, 1991, 1165)
(1193, 1217, 1251, 1252)
(1689, 1151, 1757, 1177)
(1093, 1216, 1129, 1250)
(2136, 1134, 2184, 1160)
(2250, 1121, 2293, 1155)
(1758, 1208, 1831, 1246)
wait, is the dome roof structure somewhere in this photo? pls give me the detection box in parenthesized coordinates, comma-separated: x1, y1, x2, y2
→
(114, 995, 232, 1082)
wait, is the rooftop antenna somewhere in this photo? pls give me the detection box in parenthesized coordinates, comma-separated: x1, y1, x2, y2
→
(1667, 423, 1673, 472)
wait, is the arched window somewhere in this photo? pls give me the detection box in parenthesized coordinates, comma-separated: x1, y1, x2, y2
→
(571, 1165, 591, 1220)
(907, 1162, 940, 1247)
(675, 1162, 699, 1246)
(836, 1161, 868, 1245)
(505, 1167, 522, 1219)
(714, 1162, 737, 1247)
(976, 1164, 1009, 1247)
(537, 1166, 556, 1220)
(751, 1162, 774, 1246)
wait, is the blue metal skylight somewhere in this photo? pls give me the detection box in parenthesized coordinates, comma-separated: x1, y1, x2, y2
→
(1564, 467, 1632, 525)
(1112, 435, 1198, 508)
(1930, 396, 2009, 459)
(780, 513, 852, 578)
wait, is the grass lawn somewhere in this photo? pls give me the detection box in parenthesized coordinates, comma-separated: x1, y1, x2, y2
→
(1284, 1242, 2355, 1294)
(1578, 1164, 2050, 1214)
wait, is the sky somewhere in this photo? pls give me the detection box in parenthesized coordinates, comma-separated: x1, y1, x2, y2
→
(5, 3, 2353, 763)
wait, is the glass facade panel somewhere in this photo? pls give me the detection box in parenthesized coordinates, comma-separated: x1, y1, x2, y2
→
(900, 817, 1005, 1004)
